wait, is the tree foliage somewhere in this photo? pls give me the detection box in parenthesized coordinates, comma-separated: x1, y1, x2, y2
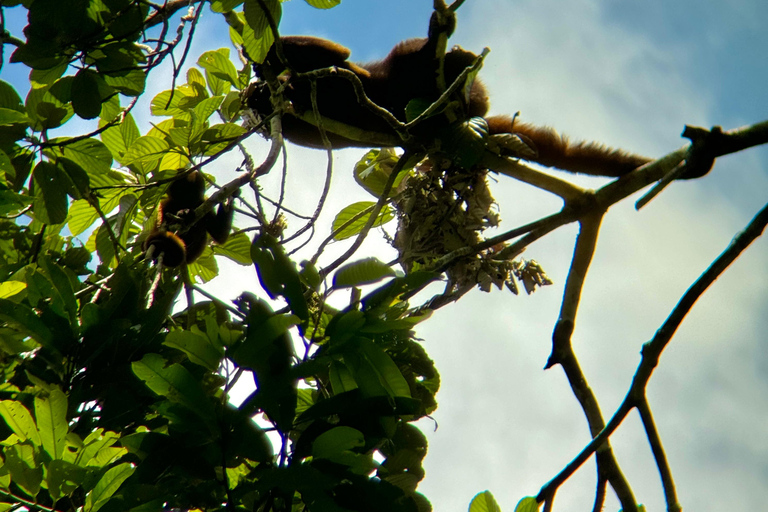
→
(1, 1, 767, 512)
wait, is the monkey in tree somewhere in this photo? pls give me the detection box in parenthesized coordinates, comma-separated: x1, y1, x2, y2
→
(143, 171, 233, 267)
(245, 11, 661, 178)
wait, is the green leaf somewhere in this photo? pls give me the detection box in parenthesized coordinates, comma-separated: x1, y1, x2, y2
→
(102, 68, 146, 96)
(0, 400, 42, 446)
(100, 112, 140, 163)
(345, 338, 411, 399)
(0, 298, 53, 347)
(332, 201, 394, 241)
(150, 86, 204, 116)
(25, 78, 74, 130)
(0, 280, 26, 299)
(29, 62, 68, 88)
(67, 189, 123, 236)
(333, 257, 396, 288)
(329, 361, 357, 394)
(85, 462, 135, 512)
(470, 491, 503, 512)
(233, 295, 297, 433)
(353, 148, 409, 198)
(72, 70, 103, 119)
(312, 426, 375, 475)
(164, 329, 224, 371)
(131, 353, 214, 421)
(38, 256, 78, 325)
(0, 79, 24, 111)
(241, 0, 281, 63)
(303, 0, 341, 8)
(213, 230, 252, 265)
(514, 496, 539, 512)
(32, 161, 68, 224)
(251, 235, 310, 322)
(0, 107, 31, 127)
(191, 95, 224, 129)
(75, 429, 122, 467)
(210, 0, 244, 12)
(47, 460, 86, 501)
(51, 137, 113, 175)
(4, 443, 42, 497)
(198, 48, 239, 92)
(34, 387, 68, 460)
(202, 122, 246, 156)
(121, 135, 170, 166)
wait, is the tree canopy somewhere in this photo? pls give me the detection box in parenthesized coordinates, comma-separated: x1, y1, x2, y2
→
(0, 1, 766, 512)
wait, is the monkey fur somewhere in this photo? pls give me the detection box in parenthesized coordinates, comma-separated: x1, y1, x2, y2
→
(144, 171, 233, 267)
(245, 16, 659, 178)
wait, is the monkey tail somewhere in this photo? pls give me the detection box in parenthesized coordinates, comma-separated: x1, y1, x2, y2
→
(486, 115, 652, 177)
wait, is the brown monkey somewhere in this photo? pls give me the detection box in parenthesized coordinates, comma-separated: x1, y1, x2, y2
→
(143, 171, 233, 267)
(245, 14, 657, 178)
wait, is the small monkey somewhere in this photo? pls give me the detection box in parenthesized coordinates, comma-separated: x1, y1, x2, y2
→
(143, 171, 233, 267)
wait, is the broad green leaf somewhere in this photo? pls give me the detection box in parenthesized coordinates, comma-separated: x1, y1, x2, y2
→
(4, 443, 42, 497)
(345, 338, 411, 399)
(202, 122, 246, 156)
(0, 107, 31, 126)
(164, 329, 223, 371)
(131, 353, 214, 420)
(32, 161, 68, 224)
(85, 462, 135, 512)
(329, 361, 357, 394)
(470, 491, 503, 512)
(303, 0, 341, 8)
(353, 148, 409, 198)
(187, 67, 206, 89)
(198, 48, 239, 93)
(232, 295, 297, 432)
(75, 429, 121, 467)
(122, 136, 170, 166)
(151, 86, 204, 116)
(251, 235, 310, 322)
(514, 497, 539, 512)
(333, 257, 396, 288)
(34, 387, 68, 460)
(332, 201, 394, 240)
(47, 459, 86, 501)
(213, 230, 252, 265)
(0, 400, 42, 446)
(25, 78, 74, 130)
(158, 150, 191, 172)
(441, 116, 489, 168)
(312, 426, 375, 475)
(0, 281, 26, 298)
(72, 70, 103, 119)
(29, 62, 68, 88)
(102, 68, 146, 96)
(0, 79, 24, 110)
(241, 0, 281, 63)
(51, 137, 113, 175)
(100, 112, 140, 163)
(0, 298, 53, 347)
(38, 256, 78, 325)
(210, 0, 244, 12)
(191, 95, 224, 128)
(67, 188, 125, 236)
(187, 247, 219, 284)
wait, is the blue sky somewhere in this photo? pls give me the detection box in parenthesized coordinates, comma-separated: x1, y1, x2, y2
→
(2, 1, 767, 511)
